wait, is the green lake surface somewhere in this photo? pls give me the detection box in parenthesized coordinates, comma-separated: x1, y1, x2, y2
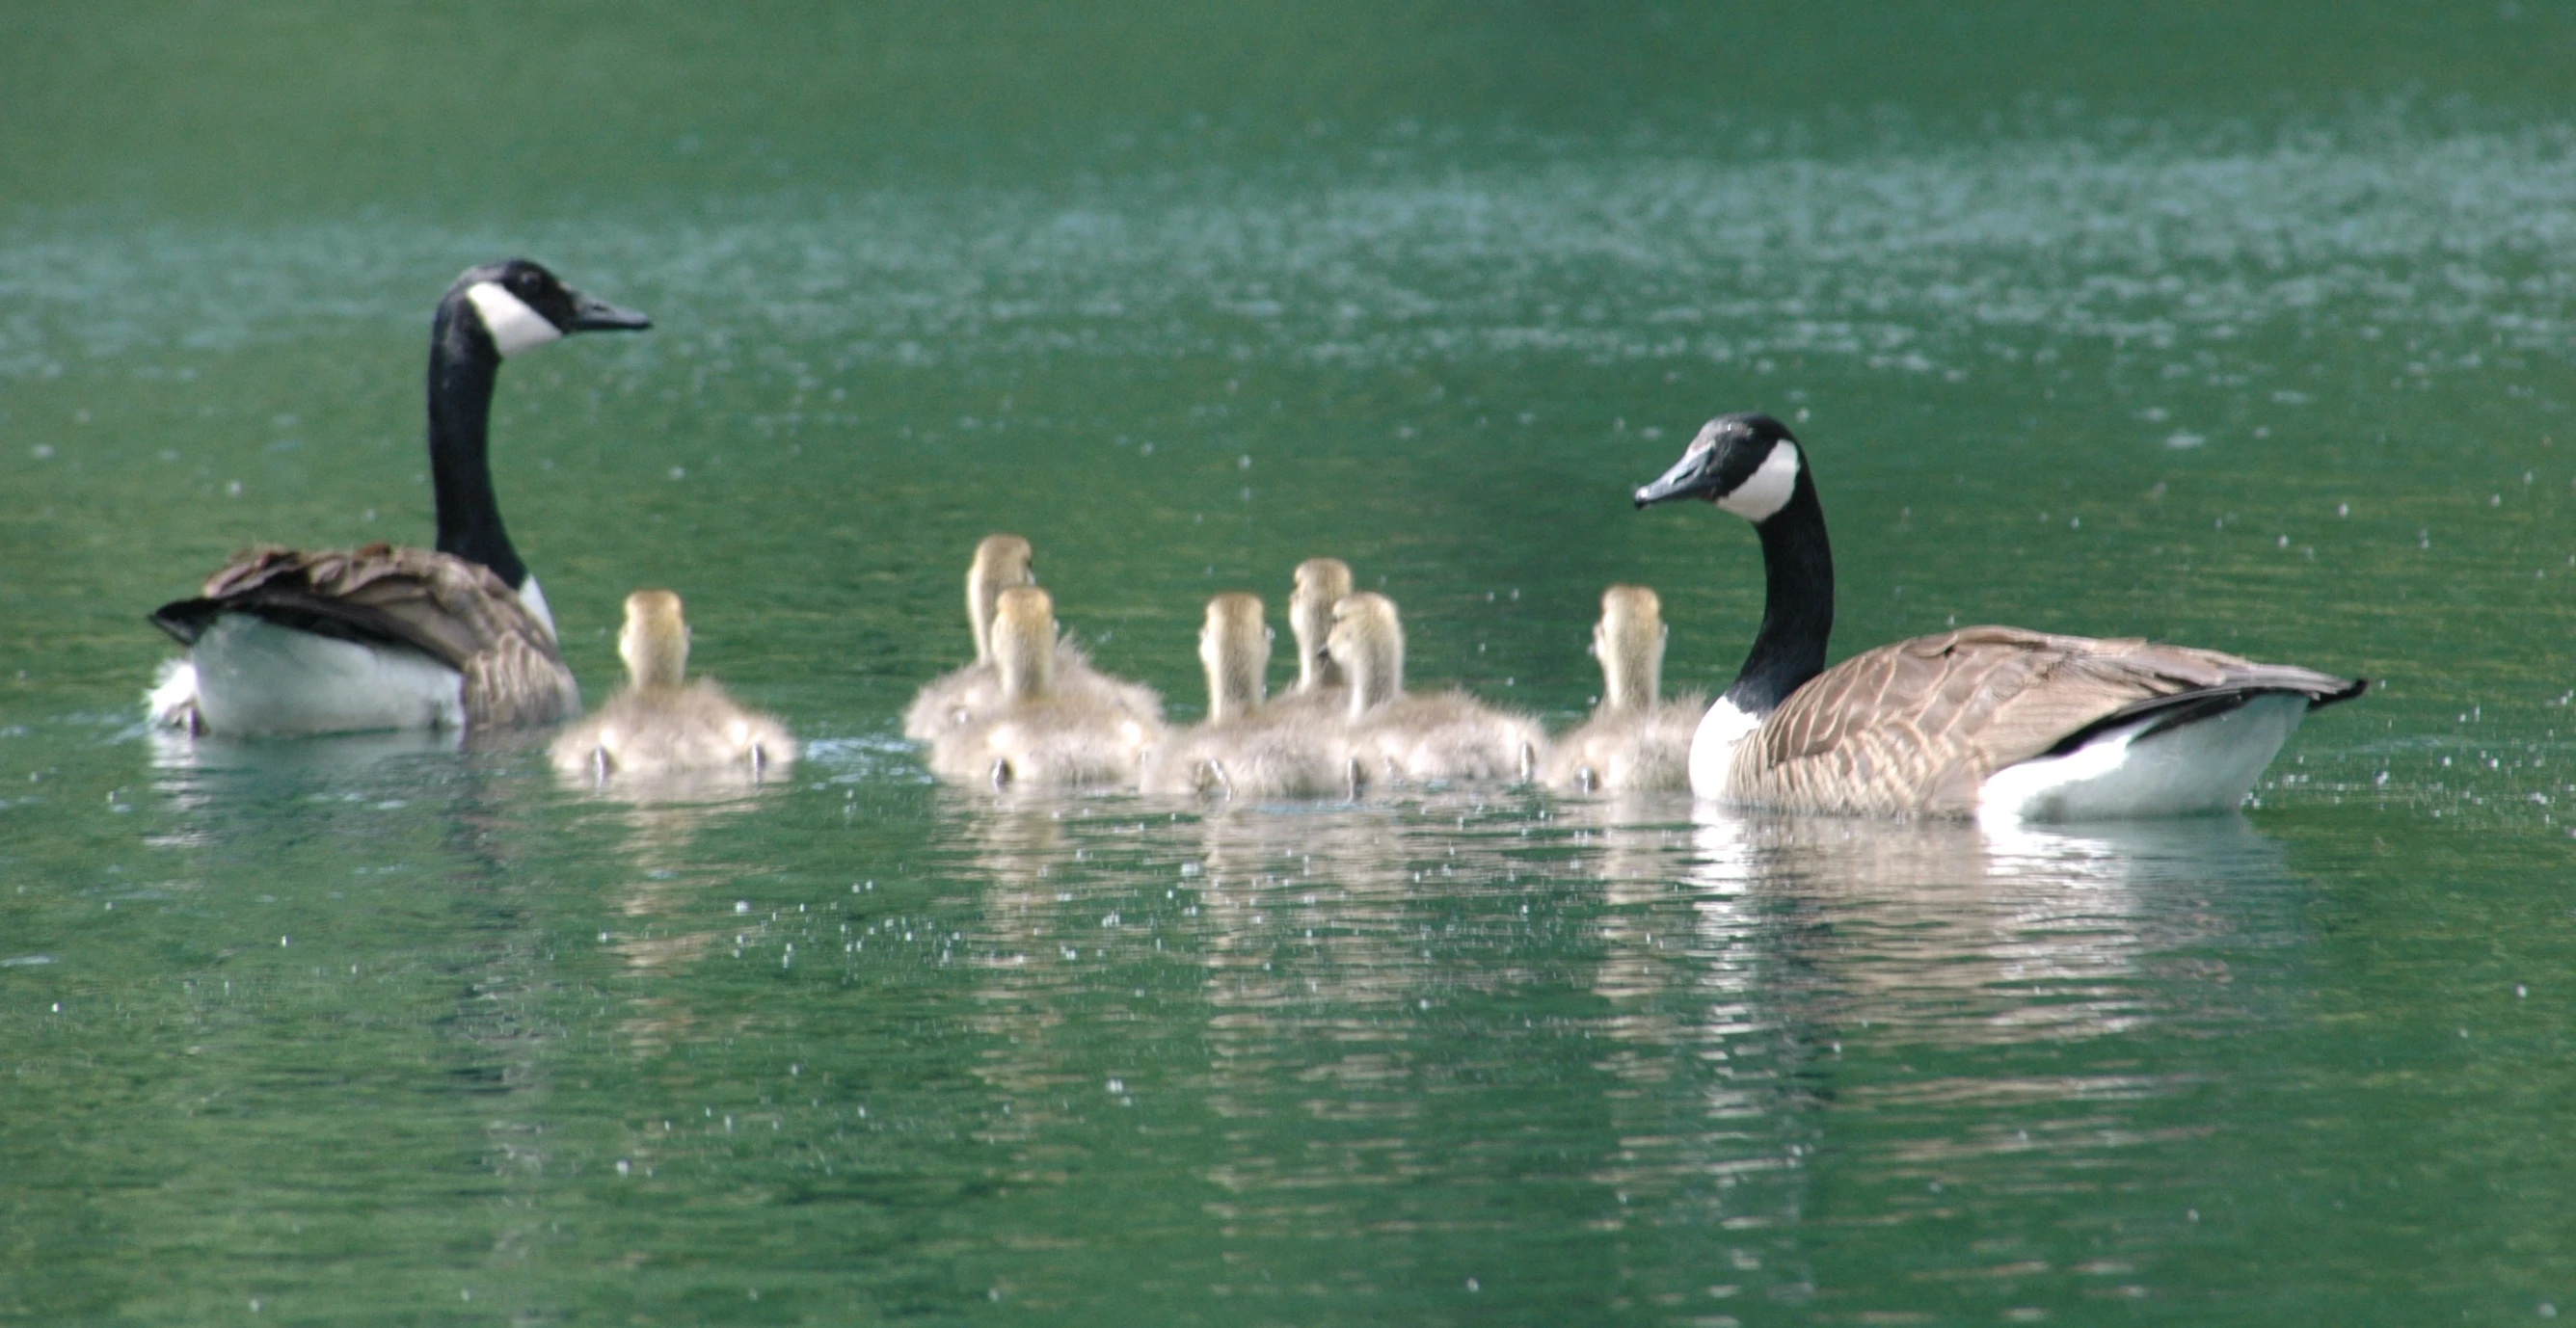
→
(5, 5, 2576, 1323)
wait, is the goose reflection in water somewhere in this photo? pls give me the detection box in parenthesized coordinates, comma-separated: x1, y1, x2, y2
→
(1669, 804, 2292, 1050)
(1548, 794, 2300, 1261)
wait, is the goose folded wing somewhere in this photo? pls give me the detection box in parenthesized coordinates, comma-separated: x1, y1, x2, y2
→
(149, 544, 564, 675)
(1746, 627, 2354, 815)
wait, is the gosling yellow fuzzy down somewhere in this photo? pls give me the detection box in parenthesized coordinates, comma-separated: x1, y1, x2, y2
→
(1141, 594, 1350, 799)
(1543, 585, 1701, 792)
(928, 586, 1163, 788)
(904, 534, 1161, 741)
(550, 591, 794, 781)
(1327, 592, 1544, 787)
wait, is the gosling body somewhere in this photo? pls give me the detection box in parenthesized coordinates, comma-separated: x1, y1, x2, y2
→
(1327, 592, 1544, 787)
(1544, 585, 1702, 792)
(903, 534, 1161, 740)
(928, 587, 1162, 788)
(550, 591, 793, 781)
(1141, 594, 1349, 799)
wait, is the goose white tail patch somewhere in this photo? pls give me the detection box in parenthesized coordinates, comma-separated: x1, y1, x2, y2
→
(187, 615, 466, 735)
(147, 658, 200, 728)
(1977, 693, 2309, 824)
(466, 281, 564, 358)
(1717, 439, 1802, 521)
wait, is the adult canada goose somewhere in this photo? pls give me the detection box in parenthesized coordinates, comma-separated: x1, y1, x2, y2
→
(146, 259, 649, 736)
(550, 590, 794, 782)
(1140, 594, 1349, 798)
(1632, 412, 2366, 820)
(901, 534, 1161, 741)
(927, 586, 1163, 788)
(1543, 585, 1702, 793)
(1326, 592, 1545, 787)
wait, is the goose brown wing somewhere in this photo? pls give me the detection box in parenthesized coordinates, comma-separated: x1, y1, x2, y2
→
(1737, 626, 2359, 816)
(150, 544, 579, 726)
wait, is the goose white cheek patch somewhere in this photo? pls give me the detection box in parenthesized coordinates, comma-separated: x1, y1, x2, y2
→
(466, 282, 564, 358)
(1717, 440, 1801, 521)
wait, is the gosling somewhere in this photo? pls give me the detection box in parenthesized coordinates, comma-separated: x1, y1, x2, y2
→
(550, 590, 794, 781)
(1277, 555, 1359, 710)
(903, 534, 1161, 740)
(1140, 593, 1349, 799)
(928, 586, 1163, 788)
(1543, 586, 1701, 792)
(1327, 591, 1544, 787)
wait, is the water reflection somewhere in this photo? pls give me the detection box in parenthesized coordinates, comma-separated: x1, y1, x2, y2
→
(555, 784, 789, 1053)
(1669, 808, 2289, 1049)
(144, 726, 464, 822)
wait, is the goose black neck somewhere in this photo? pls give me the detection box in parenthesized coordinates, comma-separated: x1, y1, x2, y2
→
(1722, 472, 1834, 716)
(426, 297, 526, 589)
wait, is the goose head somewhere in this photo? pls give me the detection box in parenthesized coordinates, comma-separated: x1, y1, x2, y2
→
(968, 535, 1037, 664)
(990, 585, 1058, 703)
(445, 259, 651, 359)
(1290, 557, 1354, 691)
(1198, 593, 1271, 724)
(618, 590, 689, 691)
(1325, 592, 1404, 716)
(1594, 584, 1666, 711)
(1633, 413, 1805, 522)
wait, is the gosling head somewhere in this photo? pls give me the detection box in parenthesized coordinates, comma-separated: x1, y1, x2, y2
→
(1290, 557, 1355, 691)
(1198, 593, 1271, 724)
(443, 259, 651, 360)
(968, 534, 1037, 664)
(1593, 584, 1667, 712)
(619, 590, 689, 691)
(1325, 592, 1404, 717)
(989, 585, 1058, 703)
(1633, 412, 1808, 524)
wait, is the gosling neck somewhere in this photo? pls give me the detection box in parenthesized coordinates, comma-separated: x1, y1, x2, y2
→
(1205, 644, 1266, 724)
(1292, 601, 1345, 692)
(995, 630, 1055, 703)
(1601, 626, 1663, 712)
(1341, 635, 1403, 719)
(624, 633, 687, 690)
(969, 565, 1012, 665)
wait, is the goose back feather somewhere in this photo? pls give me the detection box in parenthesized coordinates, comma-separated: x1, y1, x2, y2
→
(1730, 625, 2363, 816)
(153, 543, 577, 731)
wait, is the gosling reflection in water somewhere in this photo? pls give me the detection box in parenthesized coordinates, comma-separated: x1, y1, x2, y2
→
(574, 786, 786, 1056)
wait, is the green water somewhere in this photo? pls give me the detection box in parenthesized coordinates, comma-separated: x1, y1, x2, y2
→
(7, 5, 2576, 1323)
